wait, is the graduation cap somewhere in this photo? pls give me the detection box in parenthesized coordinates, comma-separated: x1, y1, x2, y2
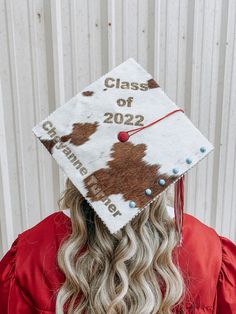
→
(32, 58, 214, 245)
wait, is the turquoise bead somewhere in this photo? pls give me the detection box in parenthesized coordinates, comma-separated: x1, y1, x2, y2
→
(186, 158, 192, 164)
(158, 179, 166, 186)
(145, 188, 152, 195)
(129, 201, 136, 208)
(172, 168, 179, 174)
(200, 146, 206, 153)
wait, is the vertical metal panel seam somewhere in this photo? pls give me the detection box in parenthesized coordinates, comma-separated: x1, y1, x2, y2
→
(100, 0, 109, 74)
(4, 0, 24, 229)
(153, 0, 161, 80)
(196, 0, 205, 219)
(164, 1, 168, 90)
(48, 0, 66, 196)
(205, 0, 218, 225)
(226, 3, 236, 235)
(176, 0, 181, 103)
(26, 0, 43, 219)
(137, 0, 139, 61)
(0, 79, 14, 249)
(122, 0, 127, 60)
(87, 0, 92, 82)
(212, 0, 229, 231)
(107, 0, 116, 68)
(70, 0, 77, 95)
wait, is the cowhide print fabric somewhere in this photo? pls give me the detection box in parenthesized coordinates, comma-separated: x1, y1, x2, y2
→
(39, 122, 99, 154)
(84, 142, 178, 209)
(32, 58, 214, 234)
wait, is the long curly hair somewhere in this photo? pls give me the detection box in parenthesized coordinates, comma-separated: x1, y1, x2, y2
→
(55, 178, 185, 313)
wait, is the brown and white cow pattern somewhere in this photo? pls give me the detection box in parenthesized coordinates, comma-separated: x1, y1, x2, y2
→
(32, 58, 214, 233)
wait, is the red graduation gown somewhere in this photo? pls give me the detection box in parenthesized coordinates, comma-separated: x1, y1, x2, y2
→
(0, 211, 236, 313)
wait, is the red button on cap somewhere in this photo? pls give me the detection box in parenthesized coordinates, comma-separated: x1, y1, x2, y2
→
(118, 131, 129, 142)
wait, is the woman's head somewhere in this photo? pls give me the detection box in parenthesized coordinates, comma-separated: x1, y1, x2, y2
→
(56, 178, 185, 314)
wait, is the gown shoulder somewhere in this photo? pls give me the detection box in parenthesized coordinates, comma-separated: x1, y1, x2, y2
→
(0, 211, 70, 313)
(175, 212, 236, 312)
(216, 235, 236, 313)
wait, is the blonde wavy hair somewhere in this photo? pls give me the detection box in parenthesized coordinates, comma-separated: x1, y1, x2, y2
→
(55, 178, 185, 313)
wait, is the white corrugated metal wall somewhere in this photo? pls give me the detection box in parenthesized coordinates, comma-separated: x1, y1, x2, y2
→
(0, 0, 236, 257)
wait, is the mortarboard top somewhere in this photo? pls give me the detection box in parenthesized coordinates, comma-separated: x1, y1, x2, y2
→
(32, 58, 214, 238)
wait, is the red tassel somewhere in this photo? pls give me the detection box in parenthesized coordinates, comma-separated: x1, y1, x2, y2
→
(174, 175, 185, 247)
